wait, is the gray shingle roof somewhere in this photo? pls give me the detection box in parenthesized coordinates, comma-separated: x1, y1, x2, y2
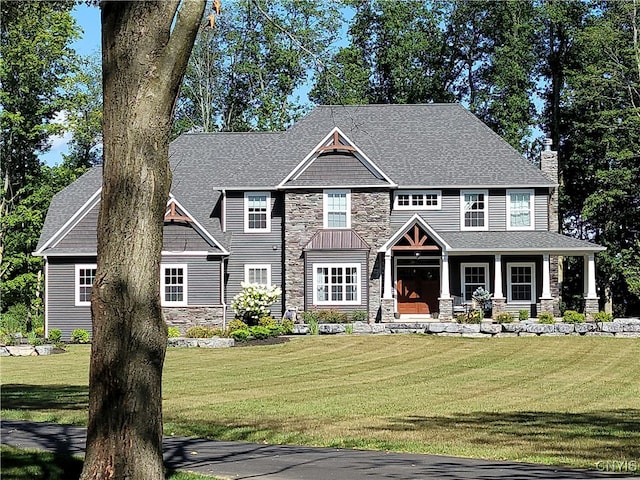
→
(439, 231, 605, 253)
(37, 104, 558, 252)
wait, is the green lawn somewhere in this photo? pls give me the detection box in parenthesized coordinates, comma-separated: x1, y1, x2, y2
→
(2, 336, 639, 470)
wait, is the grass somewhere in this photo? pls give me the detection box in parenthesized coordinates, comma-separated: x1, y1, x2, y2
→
(0, 445, 217, 480)
(1, 336, 639, 470)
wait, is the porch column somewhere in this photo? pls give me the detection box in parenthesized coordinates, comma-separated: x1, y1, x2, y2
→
(492, 254, 505, 317)
(539, 254, 555, 316)
(583, 253, 599, 319)
(541, 254, 552, 299)
(383, 251, 393, 299)
(440, 252, 450, 299)
(585, 254, 598, 299)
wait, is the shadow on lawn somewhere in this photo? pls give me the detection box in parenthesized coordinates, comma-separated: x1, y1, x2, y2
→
(384, 409, 640, 463)
(1, 384, 88, 411)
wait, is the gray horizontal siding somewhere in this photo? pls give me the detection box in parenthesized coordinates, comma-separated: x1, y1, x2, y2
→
(535, 189, 549, 231)
(224, 192, 284, 321)
(163, 223, 213, 251)
(288, 154, 388, 186)
(390, 190, 460, 232)
(47, 257, 95, 341)
(489, 189, 505, 230)
(304, 250, 368, 314)
(46, 255, 222, 340)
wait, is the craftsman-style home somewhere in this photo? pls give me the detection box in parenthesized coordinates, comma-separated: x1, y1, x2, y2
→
(35, 104, 604, 338)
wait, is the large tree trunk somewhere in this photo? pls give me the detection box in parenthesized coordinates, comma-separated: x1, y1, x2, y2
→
(81, 2, 205, 479)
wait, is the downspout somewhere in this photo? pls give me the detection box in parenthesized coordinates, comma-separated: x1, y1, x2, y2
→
(44, 256, 49, 338)
(221, 258, 227, 329)
(221, 189, 226, 233)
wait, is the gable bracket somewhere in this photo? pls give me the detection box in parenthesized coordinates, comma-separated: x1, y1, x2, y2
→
(316, 131, 356, 153)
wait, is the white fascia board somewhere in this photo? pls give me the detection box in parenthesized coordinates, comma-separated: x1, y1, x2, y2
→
(398, 183, 556, 189)
(378, 213, 451, 253)
(447, 246, 607, 254)
(277, 127, 397, 188)
(35, 188, 102, 254)
(167, 194, 230, 255)
(278, 183, 395, 190)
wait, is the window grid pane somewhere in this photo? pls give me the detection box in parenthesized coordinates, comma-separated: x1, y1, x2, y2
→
(315, 265, 358, 304)
(164, 267, 184, 302)
(510, 266, 533, 301)
(78, 268, 96, 303)
(464, 193, 486, 228)
(510, 193, 531, 227)
(247, 194, 268, 230)
(326, 192, 347, 228)
(464, 266, 486, 301)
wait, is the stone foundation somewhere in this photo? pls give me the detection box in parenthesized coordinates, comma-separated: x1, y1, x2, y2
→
(381, 298, 395, 323)
(438, 297, 453, 321)
(539, 298, 555, 316)
(163, 306, 225, 334)
(584, 298, 599, 321)
(491, 298, 506, 318)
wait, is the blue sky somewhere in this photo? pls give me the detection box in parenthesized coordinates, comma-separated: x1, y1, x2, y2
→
(41, 5, 101, 166)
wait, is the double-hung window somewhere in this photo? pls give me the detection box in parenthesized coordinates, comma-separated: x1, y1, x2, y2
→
(394, 190, 441, 210)
(161, 264, 187, 306)
(323, 189, 350, 229)
(461, 190, 488, 230)
(244, 192, 270, 232)
(508, 263, 535, 303)
(75, 264, 97, 306)
(507, 189, 535, 230)
(245, 264, 271, 285)
(313, 263, 360, 305)
(461, 263, 489, 302)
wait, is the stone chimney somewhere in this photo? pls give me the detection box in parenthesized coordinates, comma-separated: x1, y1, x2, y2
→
(540, 138, 559, 233)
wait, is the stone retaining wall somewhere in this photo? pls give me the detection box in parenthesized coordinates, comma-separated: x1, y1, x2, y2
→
(293, 319, 640, 337)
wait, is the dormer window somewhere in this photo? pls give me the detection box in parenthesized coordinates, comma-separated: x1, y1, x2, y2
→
(323, 189, 350, 229)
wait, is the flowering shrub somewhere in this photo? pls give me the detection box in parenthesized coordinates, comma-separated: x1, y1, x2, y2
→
(232, 282, 282, 325)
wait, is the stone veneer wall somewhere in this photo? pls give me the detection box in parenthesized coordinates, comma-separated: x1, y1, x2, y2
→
(163, 307, 225, 333)
(541, 148, 561, 316)
(284, 190, 391, 320)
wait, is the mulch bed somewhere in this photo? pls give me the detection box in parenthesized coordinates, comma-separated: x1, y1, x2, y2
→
(234, 336, 291, 348)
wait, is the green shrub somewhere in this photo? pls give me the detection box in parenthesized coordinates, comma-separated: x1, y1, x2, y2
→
(248, 325, 271, 339)
(318, 309, 348, 323)
(460, 310, 482, 324)
(27, 331, 43, 346)
(232, 283, 282, 325)
(258, 316, 276, 327)
(280, 318, 294, 334)
(34, 326, 45, 337)
(519, 309, 529, 322)
(231, 328, 251, 342)
(562, 310, 585, 324)
(70, 329, 90, 344)
(167, 326, 181, 338)
(301, 310, 320, 324)
(0, 304, 29, 334)
(351, 310, 368, 322)
(185, 325, 214, 338)
(48, 329, 62, 343)
(307, 316, 319, 335)
(494, 312, 514, 324)
(537, 312, 555, 324)
(228, 319, 248, 333)
(593, 311, 613, 322)
(345, 323, 354, 334)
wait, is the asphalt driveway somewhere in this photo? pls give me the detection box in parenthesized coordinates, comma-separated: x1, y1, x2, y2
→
(1, 420, 632, 479)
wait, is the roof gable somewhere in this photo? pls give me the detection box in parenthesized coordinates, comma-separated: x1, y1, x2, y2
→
(279, 127, 395, 189)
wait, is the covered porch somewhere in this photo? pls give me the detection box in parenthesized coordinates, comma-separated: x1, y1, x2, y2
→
(378, 216, 605, 322)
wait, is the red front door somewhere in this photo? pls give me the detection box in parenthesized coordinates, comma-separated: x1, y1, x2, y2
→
(396, 267, 440, 315)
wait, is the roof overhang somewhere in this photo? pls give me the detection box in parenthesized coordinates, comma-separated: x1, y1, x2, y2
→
(379, 214, 451, 253)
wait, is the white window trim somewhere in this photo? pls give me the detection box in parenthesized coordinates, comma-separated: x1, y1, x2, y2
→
(161, 263, 188, 307)
(460, 262, 490, 303)
(75, 264, 97, 306)
(312, 262, 361, 305)
(244, 264, 272, 285)
(507, 262, 536, 304)
(460, 190, 489, 231)
(323, 189, 351, 229)
(506, 189, 535, 231)
(394, 190, 442, 210)
(244, 192, 271, 233)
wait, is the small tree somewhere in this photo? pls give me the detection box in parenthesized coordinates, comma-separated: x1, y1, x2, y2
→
(472, 287, 492, 317)
(232, 282, 282, 325)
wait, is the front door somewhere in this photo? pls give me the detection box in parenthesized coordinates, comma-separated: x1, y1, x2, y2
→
(396, 267, 440, 315)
